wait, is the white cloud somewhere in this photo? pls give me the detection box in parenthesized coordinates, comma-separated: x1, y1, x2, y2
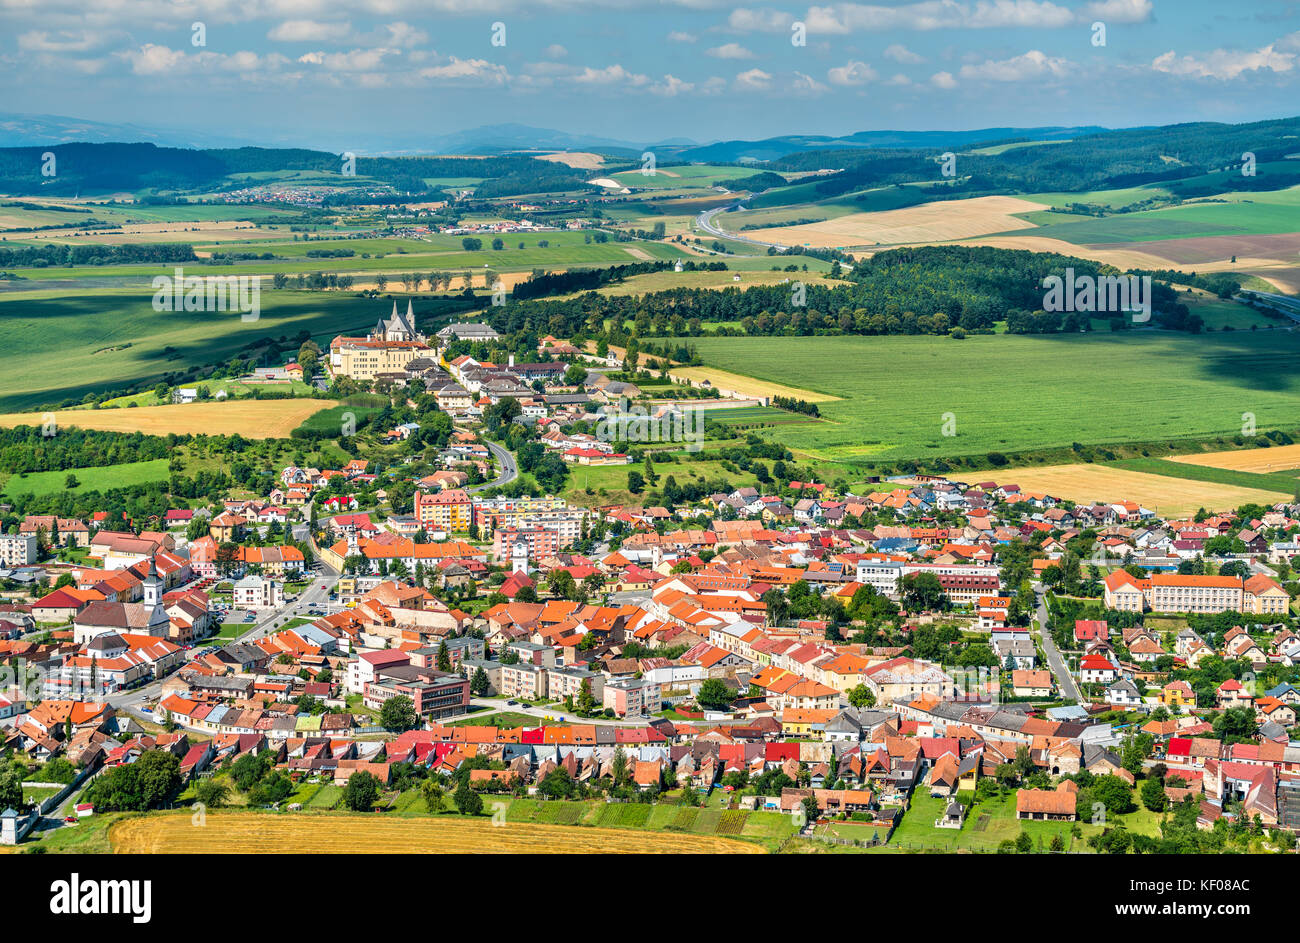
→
(727, 8, 796, 32)
(570, 64, 649, 86)
(734, 67, 773, 90)
(883, 42, 924, 64)
(116, 44, 292, 78)
(374, 22, 428, 48)
(120, 43, 189, 75)
(791, 71, 829, 94)
(707, 42, 756, 59)
(886, 72, 912, 85)
(827, 59, 878, 85)
(1151, 44, 1297, 80)
(297, 47, 401, 73)
(418, 57, 511, 85)
(667, 31, 698, 43)
(17, 30, 108, 53)
(930, 70, 958, 89)
(1081, 0, 1153, 24)
(650, 74, 694, 96)
(805, 1, 1093, 34)
(544, 43, 568, 58)
(268, 20, 353, 43)
(959, 49, 1071, 81)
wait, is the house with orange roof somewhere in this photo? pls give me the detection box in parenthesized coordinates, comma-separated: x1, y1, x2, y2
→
(1015, 782, 1077, 820)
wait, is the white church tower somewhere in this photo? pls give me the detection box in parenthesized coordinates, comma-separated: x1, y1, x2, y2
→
(511, 539, 530, 576)
(142, 557, 162, 607)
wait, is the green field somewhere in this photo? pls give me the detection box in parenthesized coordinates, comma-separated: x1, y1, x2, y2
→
(1005, 183, 1300, 245)
(1, 458, 170, 497)
(561, 457, 758, 505)
(969, 139, 1071, 156)
(499, 795, 798, 851)
(0, 288, 470, 412)
(1107, 457, 1300, 495)
(688, 330, 1300, 464)
(3, 238, 687, 284)
(612, 164, 765, 191)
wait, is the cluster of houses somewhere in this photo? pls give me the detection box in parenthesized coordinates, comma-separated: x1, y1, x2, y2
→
(11, 331, 1300, 842)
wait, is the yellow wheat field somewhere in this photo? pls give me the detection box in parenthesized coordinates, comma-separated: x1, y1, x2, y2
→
(110, 812, 764, 854)
(955, 463, 1291, 518)
(668, 367, 839, 403)
(1168, 444, 1300, 474)
(744, 195, 1049, 248)
(0, 399, 336, 439)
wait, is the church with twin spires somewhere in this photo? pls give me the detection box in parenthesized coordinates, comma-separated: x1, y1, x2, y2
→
(329, 301, 433, 382)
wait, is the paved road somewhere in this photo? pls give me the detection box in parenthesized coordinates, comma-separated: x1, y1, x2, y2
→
(108, 571, 337, 713)
(467, 440, 518, 493)
(1033, 585, 1081, 702)
(1240, 290, 1300, 325)
(696, 202, 789, 252)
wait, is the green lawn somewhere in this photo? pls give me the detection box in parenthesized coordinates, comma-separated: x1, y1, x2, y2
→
(884, 789, 1162, 853)
(1, 458, 170, 497)
(496, 795, 797, 851)
(561, 457, 758, 506)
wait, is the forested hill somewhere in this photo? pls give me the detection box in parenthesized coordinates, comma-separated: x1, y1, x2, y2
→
(1, 115, 1296, 197)
(771, 116, 1300, 194)
(494, 245, 1228, 341)
(0, 143, 593, 196)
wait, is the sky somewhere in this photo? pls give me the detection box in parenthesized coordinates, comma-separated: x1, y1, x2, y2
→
(3, 0, 1300, 151)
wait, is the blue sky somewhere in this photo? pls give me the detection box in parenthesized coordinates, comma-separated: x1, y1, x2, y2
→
(3, 0, 1300, 150)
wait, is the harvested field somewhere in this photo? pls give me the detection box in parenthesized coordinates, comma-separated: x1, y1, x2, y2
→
(937, 235, 1184, 269)
(109, 812, 765, 854)
(30, 220, 271, 245)
(1089, 232, 1300, 266)
(954, 463, 1290, 517)
(669, 366, 839, 403)
(1168, 443, 1300, 473)
(744, 196, 1048, 248)
(0, 399, 336, 439)
(534, 151, 604, 169)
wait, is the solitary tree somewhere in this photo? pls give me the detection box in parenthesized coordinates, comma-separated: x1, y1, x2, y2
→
(343, 771, 381, 812)
(380, 695, 418, 732)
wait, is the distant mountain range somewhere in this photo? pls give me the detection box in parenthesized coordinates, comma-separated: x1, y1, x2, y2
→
(0, 111, 1107, 160)
(0, 112, 257, 149)
(665, 126, 1108, 163)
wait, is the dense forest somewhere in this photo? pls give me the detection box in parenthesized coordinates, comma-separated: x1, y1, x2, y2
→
(488, 245, 1215, 340)
(0, 242, 197, 267)
(0, 427, 174, 473)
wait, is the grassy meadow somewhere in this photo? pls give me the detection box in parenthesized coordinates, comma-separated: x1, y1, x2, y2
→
(0, 288, 455, 411)
(687, 330, 1300, 465)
